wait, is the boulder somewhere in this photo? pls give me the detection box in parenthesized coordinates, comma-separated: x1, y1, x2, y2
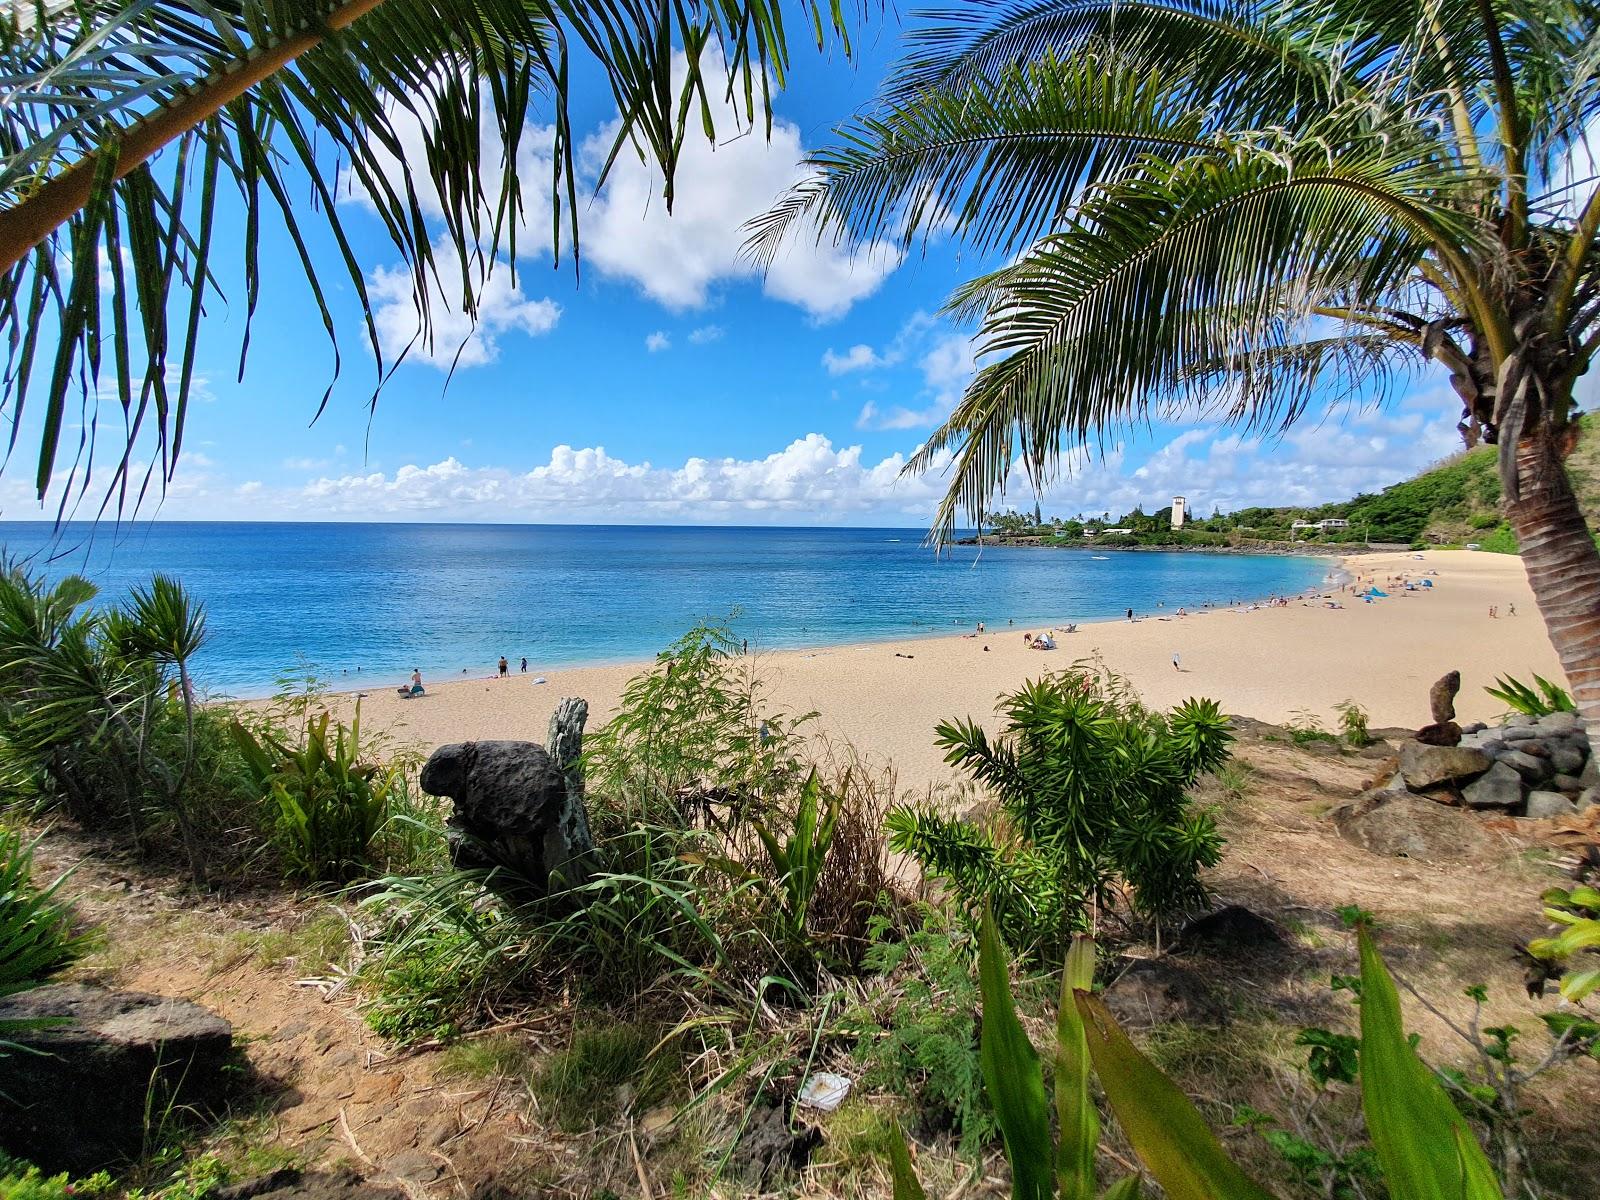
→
(1460, 761, 1524, 810)
(1332, 790, 1493, 861)
(1582, 754, 1600, 789)
(420, 698, 596, 899)
(1506, 713, 1537, 727)
(1399, 742, 1491, 790)
(1499, 749, 1554, 783)
(0, 984, 234, 1172)
(1552, 774, 1584, 794)
(1501, 726, 1542, 742)
(1539, 712, 1581, 733)
(1525, 791, 1577, 819)
(1580, 786, 1600, 810)
(1461, 721, 1488, 735)
(1549, 744, 1587, 776)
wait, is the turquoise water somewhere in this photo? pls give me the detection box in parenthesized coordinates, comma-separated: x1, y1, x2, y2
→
(0, 523, 1332, 696)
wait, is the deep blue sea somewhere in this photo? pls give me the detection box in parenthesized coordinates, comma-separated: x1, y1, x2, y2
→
(0, 523, 1332, 697)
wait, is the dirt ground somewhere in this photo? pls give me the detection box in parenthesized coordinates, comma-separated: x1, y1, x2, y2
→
(27, 722, 1600, 1200)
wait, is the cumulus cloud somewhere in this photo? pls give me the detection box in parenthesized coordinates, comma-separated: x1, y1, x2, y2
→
(286, 435, 948, 522)
(645, 331, 671, 353)
(367, 246, 562, 369)
(576, 60, 903, 319)
(688, 324, 725, 344)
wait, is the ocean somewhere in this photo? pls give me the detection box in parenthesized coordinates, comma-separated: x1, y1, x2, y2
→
(0, 523, 1333, 697)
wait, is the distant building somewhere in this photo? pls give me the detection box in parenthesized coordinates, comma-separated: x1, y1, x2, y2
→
(1102, 527, 1136, 536)
(1171, 496, 1187, 529)
(1317, 518, 1350, 529)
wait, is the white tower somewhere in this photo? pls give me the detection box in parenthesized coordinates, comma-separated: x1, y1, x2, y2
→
(1171, 495, 1187, 528)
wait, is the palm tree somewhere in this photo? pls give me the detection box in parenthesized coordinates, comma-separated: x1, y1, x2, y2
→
(749, 0, 1600, 732)
(0, 0, 854, 514)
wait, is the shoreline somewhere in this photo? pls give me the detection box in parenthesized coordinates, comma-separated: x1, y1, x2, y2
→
(213, 547, 1333, 701)
(286, 550, 1559, 793)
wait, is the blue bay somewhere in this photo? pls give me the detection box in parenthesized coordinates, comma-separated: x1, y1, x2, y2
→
(0, 523, 1331, 696)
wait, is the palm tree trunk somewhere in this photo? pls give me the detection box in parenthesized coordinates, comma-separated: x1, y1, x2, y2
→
(1503, 426, 1600, 748)
(0, 0, 388, 275)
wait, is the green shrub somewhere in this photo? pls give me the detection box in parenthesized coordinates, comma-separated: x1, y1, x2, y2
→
(1333, 700, 1371, 747)
(231, 705, 402, 883)
(849, 909, 993, 1155)
(360, 869, 539, 1043)
(0, 564, 256, 882)
(1477, 523, 1520, 554)
(887, 665, 1230, 956)
(0, 826, 91, 997)
(582, 622, 814, 830)
(0, 1155, 113, 1200)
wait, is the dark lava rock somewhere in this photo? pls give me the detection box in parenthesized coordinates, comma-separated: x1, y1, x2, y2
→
(0, 983, 234, 1172)
(420, 698, 596, 898)
(1175, 905, 1284, 954)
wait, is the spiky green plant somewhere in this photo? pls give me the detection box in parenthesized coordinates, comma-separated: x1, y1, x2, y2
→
(0, 825, 90, 999)
(1485, 673, 1577, 717)
(886, 667, 1231, 956)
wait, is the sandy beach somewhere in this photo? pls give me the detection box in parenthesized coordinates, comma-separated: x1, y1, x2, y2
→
(312, 550, 1562, 792)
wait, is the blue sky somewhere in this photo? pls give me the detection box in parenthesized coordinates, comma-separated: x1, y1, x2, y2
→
(2, 23, 1556, 528)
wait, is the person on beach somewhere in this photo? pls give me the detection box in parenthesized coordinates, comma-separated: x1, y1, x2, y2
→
(520, 657, 528, 673)
(498, 655, 509, 677)
(398, 669, 424, 698)
(1508, 603, 1517, 616)
(1126, 607, 1134, 621)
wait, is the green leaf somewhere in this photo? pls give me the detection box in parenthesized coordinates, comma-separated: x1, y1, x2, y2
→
(887, 1120, 929, 1200)
(1099, 1178, 1141, 1200)
(1057, 933, 1099, 1200)
(1355, 927, 1502, 1200)
(978, 905, 1054, 1200)
(1076, 992, 1275, 1200)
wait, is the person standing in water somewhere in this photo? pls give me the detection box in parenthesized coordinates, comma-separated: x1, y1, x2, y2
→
(520, 657, 528, 673)
(1127, 607, 1134, 621)
(497, 655, 509, 677)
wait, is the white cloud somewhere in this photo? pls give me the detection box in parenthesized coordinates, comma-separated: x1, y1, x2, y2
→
(645, 331, 671, 353)
(577, 59, 903, 320)
(367, 246, 561, 370)
(688, 324, 725, 344)
(823, 344, 885, 374)
(856, 400, 948, 431)
(286, 435, 949, 521)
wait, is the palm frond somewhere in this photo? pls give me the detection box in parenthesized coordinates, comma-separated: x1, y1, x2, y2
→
(0, 0, 860, 516)
(909, 144, 1476, 537)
